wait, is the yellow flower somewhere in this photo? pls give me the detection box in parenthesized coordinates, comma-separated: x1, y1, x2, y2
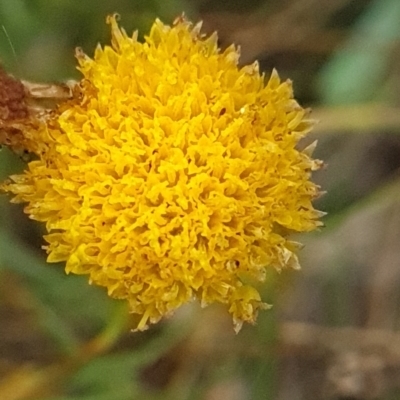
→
(1, 15, 323, 332)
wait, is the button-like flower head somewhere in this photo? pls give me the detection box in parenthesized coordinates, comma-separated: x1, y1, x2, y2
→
(2, 15, 323, 332)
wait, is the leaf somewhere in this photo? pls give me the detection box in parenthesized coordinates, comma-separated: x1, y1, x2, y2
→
(317, 0, 400, 105)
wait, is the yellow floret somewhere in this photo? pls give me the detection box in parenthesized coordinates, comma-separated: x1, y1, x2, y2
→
(1, 15, 323, 332)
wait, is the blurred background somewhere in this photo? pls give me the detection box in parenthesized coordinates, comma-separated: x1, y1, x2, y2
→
(1, 0, 400, 399)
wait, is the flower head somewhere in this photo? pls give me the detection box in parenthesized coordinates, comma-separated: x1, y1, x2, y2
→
(1, 15, 322, 332)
